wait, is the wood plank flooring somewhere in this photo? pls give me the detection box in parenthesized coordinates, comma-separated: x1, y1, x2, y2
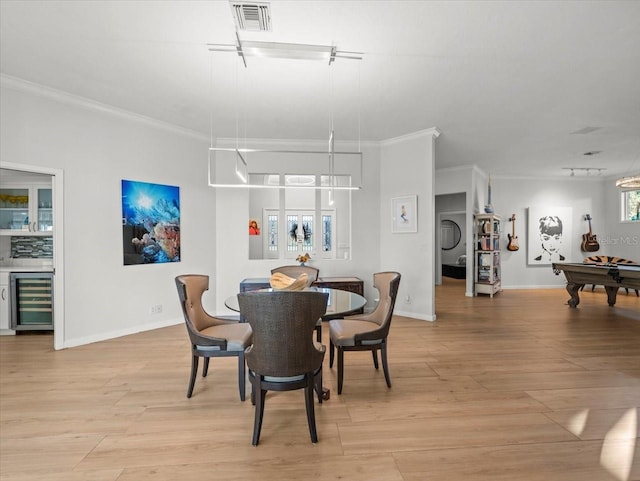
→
(1, 280, 639, 480)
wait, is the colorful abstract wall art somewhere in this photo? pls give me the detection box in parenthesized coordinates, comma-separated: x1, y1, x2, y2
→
(121, 180, 180, 265)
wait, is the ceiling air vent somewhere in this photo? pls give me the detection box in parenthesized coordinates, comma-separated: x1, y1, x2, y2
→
(230, 2, 272, 32)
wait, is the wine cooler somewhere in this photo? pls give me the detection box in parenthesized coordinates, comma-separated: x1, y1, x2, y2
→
(10, 272, 54, 331)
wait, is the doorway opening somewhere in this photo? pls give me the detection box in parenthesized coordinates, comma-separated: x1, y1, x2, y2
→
(0, 161, 64, 350)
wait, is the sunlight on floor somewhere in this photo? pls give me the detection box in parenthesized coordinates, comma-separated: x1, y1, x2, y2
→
(568, 408, 589, 436)
(600, 407, 638, 481)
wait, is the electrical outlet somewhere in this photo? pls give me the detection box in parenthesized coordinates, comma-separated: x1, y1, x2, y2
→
(404, 295, 411, 304)
(150, 304, 163, 314)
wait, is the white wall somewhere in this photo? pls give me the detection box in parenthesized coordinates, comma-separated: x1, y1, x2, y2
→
(491, 176, 609, 288)
(380, 129, 439, 321)
(1, 79, 213, 347)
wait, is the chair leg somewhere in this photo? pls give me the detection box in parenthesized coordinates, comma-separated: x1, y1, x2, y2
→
(372, 349, 379, 369)
(636, 289, 639, 297)
(314, 368, 323, 404)
(202, 358, 210, 377)
(252, 377, 266, 446)
(381, 342, 391, 388)
(238, 352, 246, 401)
(337, 347, 344, 394)
(591, 285, 595, 292)
(305, 375, 318, 443)
(187, 354, 199, 398)
(329, 339, 335, 368)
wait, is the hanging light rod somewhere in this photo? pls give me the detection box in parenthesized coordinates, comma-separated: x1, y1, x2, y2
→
(208, 38, 363, 66)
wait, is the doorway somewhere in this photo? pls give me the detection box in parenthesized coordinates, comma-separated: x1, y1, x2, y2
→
(435, 192, 468, 296)
(0, 161, 64, 350)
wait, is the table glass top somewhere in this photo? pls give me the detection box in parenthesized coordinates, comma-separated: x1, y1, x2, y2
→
(225, 287, 366, 318)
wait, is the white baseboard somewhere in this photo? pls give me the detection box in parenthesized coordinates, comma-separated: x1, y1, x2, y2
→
(393, 309, 436, 322)
(62, 318, 182, 349)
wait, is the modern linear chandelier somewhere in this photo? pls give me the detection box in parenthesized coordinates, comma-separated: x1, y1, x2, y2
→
(207, 35, 364, 191)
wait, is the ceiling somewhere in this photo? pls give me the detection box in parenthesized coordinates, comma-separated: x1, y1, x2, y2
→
(2, 0, 640, 179)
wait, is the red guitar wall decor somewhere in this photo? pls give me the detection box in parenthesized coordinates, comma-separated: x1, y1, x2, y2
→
(580, 214, 600, 252)
(507, 214, 519, 251)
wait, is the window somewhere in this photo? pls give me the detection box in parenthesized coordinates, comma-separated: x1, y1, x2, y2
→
(250, 173, 350, 260)
(621, 190, 640, 222)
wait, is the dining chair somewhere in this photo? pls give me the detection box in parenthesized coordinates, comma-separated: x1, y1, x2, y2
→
(175, 274, 253, 401)
(329, 271, 401, 394)
(270, 265, 322, 342)
(270, 265, 319, 285)
(238, 290, 328, 445)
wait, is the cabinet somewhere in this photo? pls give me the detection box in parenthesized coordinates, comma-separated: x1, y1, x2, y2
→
(0, 272, 12, 333)
(474, 214, 501, 297)
(0, 185, 53, 235)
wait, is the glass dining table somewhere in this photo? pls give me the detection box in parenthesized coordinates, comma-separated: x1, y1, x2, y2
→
(224, 286, 367, 321)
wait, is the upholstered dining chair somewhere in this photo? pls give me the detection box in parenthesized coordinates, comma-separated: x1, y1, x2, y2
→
(581, 256, 639, 296)
(270, 265, 319, 286)
(238, 290, 328, 446)
(329, 271, 401, 394)
(175, 275, 253, 401)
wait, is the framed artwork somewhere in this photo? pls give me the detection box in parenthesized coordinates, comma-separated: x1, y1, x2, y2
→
(391, 195, 417, 233)
(122, 179, 180, 265)
(249, 219, 261, 235)
(527, 205, 573, 265)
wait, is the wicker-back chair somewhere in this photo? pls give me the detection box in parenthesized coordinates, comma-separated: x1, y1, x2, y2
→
(238, 290, 327, 445)
(329, 271, 401, 394)
(175, 275, 252, 401)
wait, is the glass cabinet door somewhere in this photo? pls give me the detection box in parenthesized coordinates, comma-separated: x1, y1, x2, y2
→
(0, 187, 30, 231)
(36, 188, 53, 232)
(0, 186, 52, 233)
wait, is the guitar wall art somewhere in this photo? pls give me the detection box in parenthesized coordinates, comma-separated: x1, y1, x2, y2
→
(507, 214, 519, 251)
(581, 214, 600, 252)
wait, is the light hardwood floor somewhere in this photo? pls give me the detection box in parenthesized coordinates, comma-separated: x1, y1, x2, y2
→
(1, 280, 639, 481)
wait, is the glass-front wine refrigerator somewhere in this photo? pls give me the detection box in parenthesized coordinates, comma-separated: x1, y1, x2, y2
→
(10, 272, 54, 331)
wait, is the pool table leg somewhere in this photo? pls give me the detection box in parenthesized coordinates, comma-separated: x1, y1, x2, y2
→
(566, 282, 581, 307)
(604, 286, 619, 306)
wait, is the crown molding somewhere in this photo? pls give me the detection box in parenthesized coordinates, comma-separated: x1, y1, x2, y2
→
(214, 136, 379, 149)
(380, 127, 441, 147)
(1, 74, 209, 142)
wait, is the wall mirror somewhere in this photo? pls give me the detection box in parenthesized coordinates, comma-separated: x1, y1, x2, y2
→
(441, 219, 461, 250)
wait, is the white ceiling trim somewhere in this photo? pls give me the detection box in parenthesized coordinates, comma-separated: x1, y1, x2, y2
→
(0, 74, 209, 142)
(380, 127, 442, 147)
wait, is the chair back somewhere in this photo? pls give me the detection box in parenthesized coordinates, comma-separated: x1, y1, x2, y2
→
(175, 274, 218, 333)
(363, 272, 401, 339)
(271, 265, 319, 285)
(238, 291, 327, 378)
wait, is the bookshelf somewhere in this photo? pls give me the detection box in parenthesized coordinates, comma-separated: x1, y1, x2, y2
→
(474, 214, 501, 297)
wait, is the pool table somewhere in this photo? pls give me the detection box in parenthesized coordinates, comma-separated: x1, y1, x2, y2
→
(552, 262, 640, 307)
